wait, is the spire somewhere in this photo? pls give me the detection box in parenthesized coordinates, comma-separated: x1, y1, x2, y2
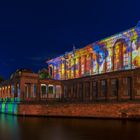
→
(73, 44, 76, 55)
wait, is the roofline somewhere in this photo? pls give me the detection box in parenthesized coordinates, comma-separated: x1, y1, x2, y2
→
(46, 22, 139, 63)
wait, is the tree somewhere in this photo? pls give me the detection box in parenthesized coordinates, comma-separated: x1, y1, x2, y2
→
(0, 75, 4, 83)
(38, 68, 50, 80)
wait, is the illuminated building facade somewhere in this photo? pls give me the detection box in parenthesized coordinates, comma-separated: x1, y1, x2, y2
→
(47, 23, 140, 80)
(1, 21, 140, 105)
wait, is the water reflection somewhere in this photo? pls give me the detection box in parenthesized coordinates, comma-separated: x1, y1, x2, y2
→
(0, 115, 140, 140)
(0, 114, 20, 140)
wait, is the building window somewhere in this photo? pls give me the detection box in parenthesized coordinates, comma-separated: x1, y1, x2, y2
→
(93, 81, 98, 97)
(48, 86, 53, 94)
(79, 83, 83, 99)
(101, 80, 107, 96)
(123, 77, 132, 96)
(111, 79, 118, 96)
(86, 82, 90, 97)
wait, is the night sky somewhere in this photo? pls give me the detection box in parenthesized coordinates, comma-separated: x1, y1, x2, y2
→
(0, 0, 140, 79)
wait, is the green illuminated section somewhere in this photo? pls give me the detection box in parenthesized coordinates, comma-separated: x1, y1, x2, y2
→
(0, 98, 19, 115)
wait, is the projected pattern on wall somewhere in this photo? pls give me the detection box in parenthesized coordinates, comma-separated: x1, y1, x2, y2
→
(48, 26, 140, 80)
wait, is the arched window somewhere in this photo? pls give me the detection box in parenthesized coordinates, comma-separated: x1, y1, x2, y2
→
(113, 39, 128, 70)
(132, 38, 140, 68)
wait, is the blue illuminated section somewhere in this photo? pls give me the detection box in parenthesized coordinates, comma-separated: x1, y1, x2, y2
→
(11, 84, 14, 96)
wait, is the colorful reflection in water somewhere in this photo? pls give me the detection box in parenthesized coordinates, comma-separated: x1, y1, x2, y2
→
(0, 114, 20, 140)
(0, 116, 140, 140)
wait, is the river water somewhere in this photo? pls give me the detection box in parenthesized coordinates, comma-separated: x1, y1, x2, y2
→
(0, 114, 140, 140)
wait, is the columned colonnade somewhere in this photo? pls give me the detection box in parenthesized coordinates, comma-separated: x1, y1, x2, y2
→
(0, 82, 20, 99)
(62, 68, 140, 101)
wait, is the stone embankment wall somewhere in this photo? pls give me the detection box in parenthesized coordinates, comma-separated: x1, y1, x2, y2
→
(18, 102, 140, 119)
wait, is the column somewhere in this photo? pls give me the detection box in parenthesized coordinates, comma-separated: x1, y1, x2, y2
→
(5, 86, 7, 98)
(104, 50, 107, 73)
(79, 57, 81, 77)
(130, 40, 133, 69)
(112, 47, 115, 71)
(46, 84, 48, 99)
(53, 85, 56, 98)
(36, 83, 41, 101)
(73, 58, 76, 78)
(60, 61, 62, 80)
(30, 84, 34, 99)
(121, 45, 123, 69)
(84, 55, 87, 75)
(9, 85, 12, 98)
(51, 65, 54, 79)
(20, 81, 25, 101)
(69, 59, 71, 79)
(90, 53, 93, 75)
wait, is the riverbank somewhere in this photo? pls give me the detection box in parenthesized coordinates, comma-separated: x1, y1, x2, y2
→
(1, 101, 140, 119)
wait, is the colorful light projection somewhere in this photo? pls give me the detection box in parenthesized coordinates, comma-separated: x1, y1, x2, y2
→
(106, 47, 113, 72)
(47, 26, 140, 80)
(132, 38, 140, 68)
(75, 57, 80, 78)
(0, 99, 18, 114)
(81, 56, 85, 75)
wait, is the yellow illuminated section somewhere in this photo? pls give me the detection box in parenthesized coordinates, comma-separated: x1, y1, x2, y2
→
(47, 26, 140, 80)
(61, 62, 65, 80)
(75, 57, 79, 78)
(71, 59, 74, 78)
(132, 39, 140, 67)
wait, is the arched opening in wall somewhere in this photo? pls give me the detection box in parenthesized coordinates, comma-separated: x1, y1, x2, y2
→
(41, 84, 47, 99)
(113, 39, 128, 71)
(48, 85, 54, 98)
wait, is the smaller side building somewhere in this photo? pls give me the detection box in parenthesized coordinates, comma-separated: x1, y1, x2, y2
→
(0, 69, 63, 102)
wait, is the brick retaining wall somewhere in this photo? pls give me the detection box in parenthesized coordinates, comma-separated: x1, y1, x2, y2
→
(18, 102, 140, 119)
